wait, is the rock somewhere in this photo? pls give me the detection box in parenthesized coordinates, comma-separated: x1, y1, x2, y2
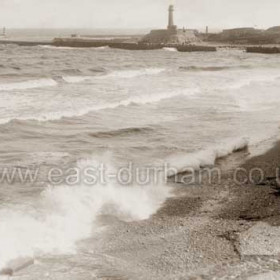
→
(239, 222, 280, 256)
(247, 47, 280, 54)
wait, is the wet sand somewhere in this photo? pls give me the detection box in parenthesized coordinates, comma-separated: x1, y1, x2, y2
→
(92, 142, 280, 279)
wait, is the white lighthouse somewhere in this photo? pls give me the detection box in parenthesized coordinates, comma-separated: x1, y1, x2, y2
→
(141, 3, 199, 45)
(168, 5, 177, 32)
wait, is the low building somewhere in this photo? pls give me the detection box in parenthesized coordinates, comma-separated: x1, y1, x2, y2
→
(266, 26, 280, 33)
(205, 25, 280, 44)
(221, 28, 263, 40)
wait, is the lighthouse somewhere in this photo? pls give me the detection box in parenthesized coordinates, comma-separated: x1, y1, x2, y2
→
(141, 3, 199, 45)
(168, 5, 177, 32)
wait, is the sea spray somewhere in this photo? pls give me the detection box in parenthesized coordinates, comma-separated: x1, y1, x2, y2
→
(0, 154, 170, 270)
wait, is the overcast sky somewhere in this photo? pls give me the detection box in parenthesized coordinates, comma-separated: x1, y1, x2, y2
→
(1, 0, 280, 30)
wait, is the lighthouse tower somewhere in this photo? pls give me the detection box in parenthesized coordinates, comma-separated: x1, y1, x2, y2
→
(141, 3, 199, 45)
(168, 5, 177, 32)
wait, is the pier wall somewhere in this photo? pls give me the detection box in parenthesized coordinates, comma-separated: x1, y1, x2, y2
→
(0, 37, 217, 52)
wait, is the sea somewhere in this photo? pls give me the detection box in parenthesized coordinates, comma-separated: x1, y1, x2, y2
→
(0, 29, 280, 279)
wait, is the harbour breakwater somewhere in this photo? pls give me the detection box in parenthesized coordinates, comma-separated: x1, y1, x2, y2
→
(0, 38, 217, 52)
(54, 38, 217, 52)
(247, 46, 280, 54)
(177, 45, 216, 52)
(0, 40, 51, 46)
(3, 38, 280, 54)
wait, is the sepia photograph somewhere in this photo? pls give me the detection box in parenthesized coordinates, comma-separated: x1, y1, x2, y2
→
(0, 0, 280, 279)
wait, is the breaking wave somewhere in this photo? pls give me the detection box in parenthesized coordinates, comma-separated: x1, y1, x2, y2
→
(117, 89, 195, 107)
(166, 138, 249, 176)
(66, 68, 165, 82)
(62, 75, 92, 83)
(163, 47, 178, 52)
(0, 78, 57, 91)
(101, 68, 165, 79)
(0, 87, 197, 125)
(0, 154, 170, 270)
(0, 76, 91, 91)
(0, 68, 165, 92)
(228, 73, 280, 90)
(54, 67, 165, 84)
(39, 45, 109, 50)
(93, 46, 109, 50)
(39, 45, 82, 50)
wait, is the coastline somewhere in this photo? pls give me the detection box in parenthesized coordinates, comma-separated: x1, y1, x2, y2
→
(91, 141, 280, 279)
(0, 36, 280, 279)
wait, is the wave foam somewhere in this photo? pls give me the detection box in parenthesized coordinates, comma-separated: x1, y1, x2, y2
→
(0, 79, 57, 91)
(163, 47, 178, 52)
(40, 68, 165, 89)
(228, 74, 280, 90)
(62, 75, 91, 83)
(102, 68, 165, 79)
(93, 46, 109, 50)
(39, 45, 80, 50)
(166, 138, 249, 176)
(0, 88, 197, 125)
(39, 45, 109, 50)
(118, 89, 196, 107)
(60, 68, 165, 84)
